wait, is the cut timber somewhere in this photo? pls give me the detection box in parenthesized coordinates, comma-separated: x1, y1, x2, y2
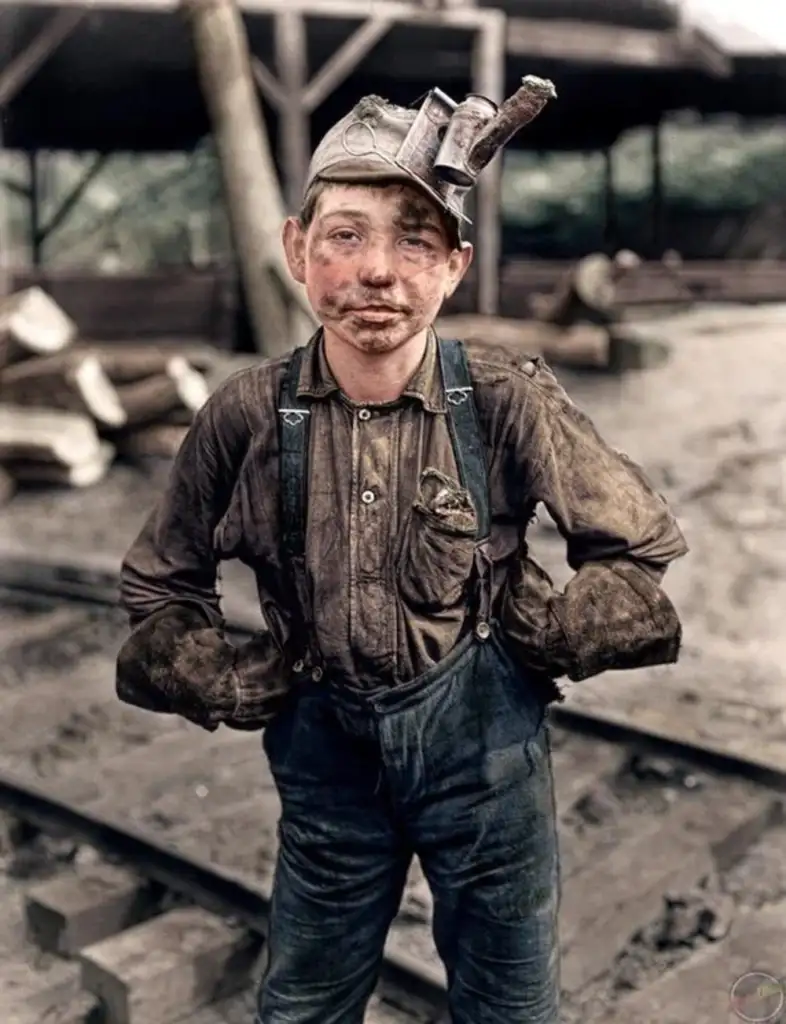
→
(79, 906, 263, 1024)
(113, 358, 209, 428)
(602, 900, 786, 1024)
(437, 313, 610, 369)
(5, 440, 115, 488)
(559, 785, 781, 994)
(114, 424, 189, 460)
(25, 863, 159, 956)
(0, 286, 76, 369)
(75, 343, 218, 384)
(0, 404, 102, 468)
(0, 352, 127, 428)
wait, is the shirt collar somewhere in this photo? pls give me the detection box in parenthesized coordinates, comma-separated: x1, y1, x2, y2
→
(296, 328, 447, 413)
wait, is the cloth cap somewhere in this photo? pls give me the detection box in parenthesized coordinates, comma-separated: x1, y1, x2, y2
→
(303, 92, 471, 239)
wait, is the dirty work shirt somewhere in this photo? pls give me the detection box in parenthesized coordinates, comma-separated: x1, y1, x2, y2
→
(120, 330, 688, 689)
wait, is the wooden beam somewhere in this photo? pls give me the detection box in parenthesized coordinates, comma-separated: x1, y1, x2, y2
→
(471, 11, 505, 317)
(274, 12, 309, 210)
(250, 55, 287, 112)
(506, 18, 692, 68)
(37, 154, 111, 246)
(0, 0, 494, 35)
(601, 147, 616, 251)
(302, 17, 394, 114)
(0, 9, 86, 108)
(650, 120, 664, 259)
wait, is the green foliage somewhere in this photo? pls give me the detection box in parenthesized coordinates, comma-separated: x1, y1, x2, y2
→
(2, 115, 786, 266)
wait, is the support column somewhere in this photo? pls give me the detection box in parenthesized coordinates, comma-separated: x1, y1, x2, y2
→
(183, 0, 315, 357)
(0, 122, 10, 299)
(601, 145, 616, 252)
(650, 119, 663, 259)
(274, 12, 310, 211)
(471, 12, 506, 317)
(28, 151, 41, 267)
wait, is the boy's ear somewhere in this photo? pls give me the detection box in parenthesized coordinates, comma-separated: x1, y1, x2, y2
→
(282, 217, 306, 284)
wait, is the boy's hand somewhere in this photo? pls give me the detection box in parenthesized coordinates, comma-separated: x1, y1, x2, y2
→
(116, 605, 295, 731)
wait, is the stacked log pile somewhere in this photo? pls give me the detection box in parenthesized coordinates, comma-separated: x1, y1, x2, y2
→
(0, 287, 216, 507)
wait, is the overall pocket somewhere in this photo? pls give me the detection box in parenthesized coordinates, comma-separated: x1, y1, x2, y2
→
(397, 469, 478, 612)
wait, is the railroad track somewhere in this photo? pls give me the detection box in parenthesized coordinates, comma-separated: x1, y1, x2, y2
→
(0, 566, 784, 1024)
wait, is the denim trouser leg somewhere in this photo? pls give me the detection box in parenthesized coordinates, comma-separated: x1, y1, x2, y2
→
(391, 638, 561, 1023)
(256, 631, 560, 1024)
(256, 689, 411, 1024)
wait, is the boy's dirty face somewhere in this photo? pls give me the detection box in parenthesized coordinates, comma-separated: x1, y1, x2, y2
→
(282, 182, 473, 355)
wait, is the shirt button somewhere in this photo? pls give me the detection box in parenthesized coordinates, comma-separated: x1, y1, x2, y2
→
(312, 666, 323, 682)
(475, 621, 491, 641)
(361, 489, 376, 505)
(293, 659, 305, 673)
(358, 408, 371, 421)
(521, 360, 537, 377)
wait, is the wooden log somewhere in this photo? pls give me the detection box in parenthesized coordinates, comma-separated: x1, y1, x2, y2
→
(79, 906, 263, 1024)
(74, 343, 218, 385)
(114, 424, 189, 460)
(0, 404, 102, 467)
(0, 286, 77, 369)
(5, 440, 115, 488)
(26, 864, 159, 956)
(182, 0, 316, 357)
(0, 352, 127, 428)
(113, 359, 209, 429)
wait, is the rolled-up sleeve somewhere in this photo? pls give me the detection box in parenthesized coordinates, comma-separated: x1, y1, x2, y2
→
(501, 358, 688, 683)
(120, 376, 249, 629)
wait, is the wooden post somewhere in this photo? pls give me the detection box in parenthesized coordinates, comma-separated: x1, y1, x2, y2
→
(274, 12, 310, 212)
(650, 119, 663, 259)
(182, 0, 315, 357)
(602, 146, 616, 252)
(0, 122, 10, 299)
(27, 151, 42, 267)
(471, 12, 506, 317)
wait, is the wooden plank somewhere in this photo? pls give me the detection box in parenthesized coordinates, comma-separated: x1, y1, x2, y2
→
(603, 900, 786, 1024)
(25, 863, 158, 955)
(79, 906, 262, 1024)
(559, 785, 781, 994)
(9, 270, 238, 347)
(507, 19, 686, 68)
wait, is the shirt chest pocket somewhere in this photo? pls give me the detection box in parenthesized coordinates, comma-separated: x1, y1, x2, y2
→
(396, 469, 478, 612)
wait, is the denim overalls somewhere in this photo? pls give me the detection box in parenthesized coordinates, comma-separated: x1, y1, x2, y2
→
(257, 338, 560, 1024)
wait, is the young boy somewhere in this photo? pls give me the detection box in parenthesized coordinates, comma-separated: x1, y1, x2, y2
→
(117, 83, 688, 1023)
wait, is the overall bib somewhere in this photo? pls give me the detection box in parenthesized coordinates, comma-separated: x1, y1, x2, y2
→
(257, 339, 560, 1024)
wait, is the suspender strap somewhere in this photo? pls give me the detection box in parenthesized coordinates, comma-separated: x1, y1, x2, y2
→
(277, 346, 319, 666)
(437, 338, 494, 634)
(438, 338, 491, 540)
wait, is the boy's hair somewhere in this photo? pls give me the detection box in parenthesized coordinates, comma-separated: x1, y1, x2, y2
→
(298, 178, 461, 249)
